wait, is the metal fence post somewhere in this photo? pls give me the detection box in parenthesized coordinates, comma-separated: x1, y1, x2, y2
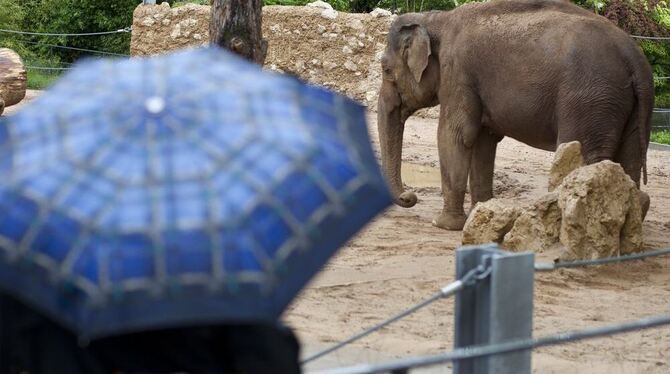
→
(453, 244, 534, 374)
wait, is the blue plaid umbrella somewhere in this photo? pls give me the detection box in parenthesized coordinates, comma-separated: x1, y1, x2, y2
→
(0, 48, 391, 340)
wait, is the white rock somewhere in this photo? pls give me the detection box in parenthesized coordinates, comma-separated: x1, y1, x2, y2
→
(347, 19, 364, 30)
(311, 59, 320, 66)
(328, 33, 338, 38)
(365, 91, 377, 103)
(462, 199, 522, 245)
(344, 61, 358, 72)
(342, 46, 353, 54)
(142, 17, 156, 27)
(323, 61, 338, 70)
(549, 141, 584, 192)
(370, 8, 392, 17)
(375, 50, 384, 62)
(193, 34, 202, 40)
(162, 18, 171, 26)
(317, 24, 327, 33)
(270, 24, 281, 33)
(170, 25, 181, 39)
(295, 60, 306, 72)
(306, 0, 333, 10)
(331, 23, 342, 33)
(321, 8, 338, 20)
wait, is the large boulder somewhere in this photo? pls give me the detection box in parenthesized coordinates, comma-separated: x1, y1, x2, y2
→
(462, 199, 521, 245)
(0, 48, 27, 115)
(557, 160, 643, 259)
(548, 141, 584, 192)
(503, 193, 561, 252)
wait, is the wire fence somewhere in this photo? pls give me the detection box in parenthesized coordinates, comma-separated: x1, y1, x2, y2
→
(307, 247, 670, 373)
(0, 27, 131, 37)
(302, 263, 492, 364)
(315, 312, 670, 374)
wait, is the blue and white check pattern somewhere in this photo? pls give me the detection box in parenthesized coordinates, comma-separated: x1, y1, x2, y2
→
(0, 48, 391, 338)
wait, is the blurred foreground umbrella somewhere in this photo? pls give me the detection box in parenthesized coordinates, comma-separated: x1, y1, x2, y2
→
(0, 47, 391, 340)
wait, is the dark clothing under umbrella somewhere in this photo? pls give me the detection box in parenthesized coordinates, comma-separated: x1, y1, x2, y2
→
(0, 294, 301, 374)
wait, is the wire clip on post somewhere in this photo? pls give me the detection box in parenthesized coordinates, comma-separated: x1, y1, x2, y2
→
(454, 244, 535, 374)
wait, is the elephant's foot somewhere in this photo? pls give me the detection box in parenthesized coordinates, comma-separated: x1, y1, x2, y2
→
(432, 211, 467, 231)
(640, 190, 650, 222)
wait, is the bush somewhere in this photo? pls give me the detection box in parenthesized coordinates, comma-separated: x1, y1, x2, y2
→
(603, 0, 670, 107)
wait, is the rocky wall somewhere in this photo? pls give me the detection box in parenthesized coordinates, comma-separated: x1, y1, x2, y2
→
(131, 3, 395, 109)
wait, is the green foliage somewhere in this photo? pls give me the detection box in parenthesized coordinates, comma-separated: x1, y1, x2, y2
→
(173, 0, 209, 6)
(263, 0, 349, 10)
(651, 130, 670, 143)
(602, 0, 670, 108)
(26, 69, 61, 90)
(0, 0, 30, 56)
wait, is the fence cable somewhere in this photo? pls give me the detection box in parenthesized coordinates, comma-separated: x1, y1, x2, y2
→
(16, 40, 130, 57)
(0, 27, 131, 37)
(631, 34, 670, 40)
(535, 247, 670, 272)
(25, 66, 72, 71)
(313, 312, 670, 374)
(301, 262, 493, 365)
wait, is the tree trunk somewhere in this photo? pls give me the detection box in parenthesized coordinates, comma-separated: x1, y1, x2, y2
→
(0, 48, 27, 115)
(210, 0, 267, 65)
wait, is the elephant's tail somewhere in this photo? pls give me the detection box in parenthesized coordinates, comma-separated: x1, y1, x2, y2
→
(630, 52, 654, 186)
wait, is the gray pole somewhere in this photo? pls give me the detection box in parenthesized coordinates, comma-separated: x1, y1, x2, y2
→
(453, 245, 534, 374)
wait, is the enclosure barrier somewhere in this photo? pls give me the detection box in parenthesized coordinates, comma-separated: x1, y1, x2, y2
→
(306, 245, 670, 374)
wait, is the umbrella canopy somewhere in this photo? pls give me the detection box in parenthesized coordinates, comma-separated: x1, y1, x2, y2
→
(0, 47, 391, 339)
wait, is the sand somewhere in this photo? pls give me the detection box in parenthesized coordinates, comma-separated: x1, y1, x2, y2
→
(291, 113, 670, 373)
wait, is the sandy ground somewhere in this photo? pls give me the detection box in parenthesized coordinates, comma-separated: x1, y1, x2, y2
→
(5, 91, 670, 373)
(290, 113, 670, 373)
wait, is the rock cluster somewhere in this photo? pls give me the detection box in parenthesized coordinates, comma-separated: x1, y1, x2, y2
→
(462, 141, 645, 260)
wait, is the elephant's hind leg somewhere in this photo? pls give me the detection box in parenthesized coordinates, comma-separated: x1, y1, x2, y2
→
(614, 124, 649, 220)
(469, 130, 502, 211)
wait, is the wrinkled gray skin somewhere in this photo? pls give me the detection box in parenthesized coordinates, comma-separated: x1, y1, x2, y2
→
(378, 0, 654, 230)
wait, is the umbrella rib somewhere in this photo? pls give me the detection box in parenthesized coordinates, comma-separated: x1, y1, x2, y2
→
(144, 115, 168, 291)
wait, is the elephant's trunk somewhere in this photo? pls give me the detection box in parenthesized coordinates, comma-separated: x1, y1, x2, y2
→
(377, 85, 418, 208)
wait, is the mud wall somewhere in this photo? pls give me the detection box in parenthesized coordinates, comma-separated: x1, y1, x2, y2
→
(131, 3, 394, 109)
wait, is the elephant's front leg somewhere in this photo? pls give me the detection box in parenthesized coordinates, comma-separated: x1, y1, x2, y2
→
(433, 93, 482, 230)
(469, 130, 502, 210)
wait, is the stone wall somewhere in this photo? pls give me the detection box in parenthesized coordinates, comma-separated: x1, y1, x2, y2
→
(131, 3, 393, 109)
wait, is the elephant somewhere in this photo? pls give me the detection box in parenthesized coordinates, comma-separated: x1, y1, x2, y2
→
(377, 0, 654, 230)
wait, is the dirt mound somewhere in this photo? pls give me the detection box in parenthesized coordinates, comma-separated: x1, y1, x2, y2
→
(131, 3, 394, 108)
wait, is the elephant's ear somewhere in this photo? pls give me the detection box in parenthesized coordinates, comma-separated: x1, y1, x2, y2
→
(401, 24, 431, 83)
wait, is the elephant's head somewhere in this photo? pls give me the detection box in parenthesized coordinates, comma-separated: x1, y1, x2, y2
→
(377, 16, 440, 208)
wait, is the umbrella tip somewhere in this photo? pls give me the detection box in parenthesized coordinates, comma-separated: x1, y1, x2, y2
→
(145, 96, 166, 114)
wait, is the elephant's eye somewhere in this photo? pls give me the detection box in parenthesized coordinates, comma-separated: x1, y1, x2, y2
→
(383, 67, 393, 77)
